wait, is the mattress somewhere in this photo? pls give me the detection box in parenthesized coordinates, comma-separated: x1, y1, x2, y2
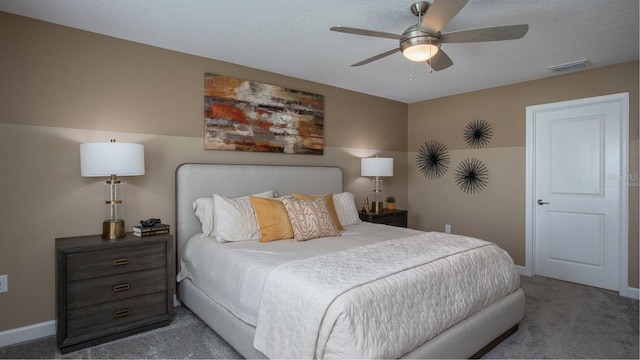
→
(178, 222, 424, 326)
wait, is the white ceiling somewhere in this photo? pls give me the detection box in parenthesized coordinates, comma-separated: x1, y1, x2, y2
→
(1, 0, 638, 103)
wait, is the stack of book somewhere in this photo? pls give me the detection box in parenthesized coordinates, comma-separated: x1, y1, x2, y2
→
(132, 223, 170, 237)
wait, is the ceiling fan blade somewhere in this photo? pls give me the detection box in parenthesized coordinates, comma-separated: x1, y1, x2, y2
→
(427, 49, 453, 71)
(330, 26, 402, 40)
(421, 0, 468, 33)
(351, 48, 400, 67)
(441, 24, 529, 43)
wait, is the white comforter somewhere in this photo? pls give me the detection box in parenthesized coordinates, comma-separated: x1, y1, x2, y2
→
(253, 232, 520, 359)
(178, 222, 424, 325)
(178, 223, 519, 359)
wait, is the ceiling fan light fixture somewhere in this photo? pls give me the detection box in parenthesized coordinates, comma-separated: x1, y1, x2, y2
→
(400, 33, 440, 62)
(402, 43, 439, 62)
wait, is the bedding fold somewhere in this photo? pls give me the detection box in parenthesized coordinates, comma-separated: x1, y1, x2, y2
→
(253, 232, 520, 359)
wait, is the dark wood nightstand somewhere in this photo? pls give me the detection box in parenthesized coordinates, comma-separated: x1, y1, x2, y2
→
(359, 209, 408, 227)
(55, 233, 174, 353)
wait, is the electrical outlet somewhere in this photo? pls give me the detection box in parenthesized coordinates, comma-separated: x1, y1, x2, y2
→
(0, 274, 7, 293)
(445, 224, 451, 234)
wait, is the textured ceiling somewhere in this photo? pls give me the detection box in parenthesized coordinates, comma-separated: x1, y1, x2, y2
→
(0, 0, 638, 103)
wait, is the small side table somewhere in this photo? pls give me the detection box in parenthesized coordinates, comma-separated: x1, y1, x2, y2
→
(359, 209, 408, 228)
(55, 232, 174, 353)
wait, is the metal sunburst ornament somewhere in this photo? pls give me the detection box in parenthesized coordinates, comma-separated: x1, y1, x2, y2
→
(463, 119, 493, 148)
(454, 158, 488, 194)
(416, 140, 450, 179)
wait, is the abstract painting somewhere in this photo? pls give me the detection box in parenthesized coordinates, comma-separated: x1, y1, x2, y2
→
(204, 73, 324, 155)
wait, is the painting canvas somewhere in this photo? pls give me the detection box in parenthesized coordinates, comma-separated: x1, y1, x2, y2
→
(204, 73, 324, 155)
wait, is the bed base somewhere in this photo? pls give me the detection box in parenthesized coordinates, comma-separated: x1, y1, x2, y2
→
(470, 324, 519, 359)
(180, 278, 524, 359)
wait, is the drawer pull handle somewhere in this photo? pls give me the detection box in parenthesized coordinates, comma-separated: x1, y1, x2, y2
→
(113, 258, 130, 266)
(113, 309, 130, 318)
(113, 283, 131, 292)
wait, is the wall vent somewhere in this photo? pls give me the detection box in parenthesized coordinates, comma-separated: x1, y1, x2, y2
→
(547, 59, 592, 73)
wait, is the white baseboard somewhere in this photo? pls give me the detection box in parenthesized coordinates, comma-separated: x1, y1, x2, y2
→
(517, 265, 640, 300)
(516, 265, 529, 276)
(0, 320, 55, 348)
(0, 295, 183, 348)
(626, 286, 640, 300)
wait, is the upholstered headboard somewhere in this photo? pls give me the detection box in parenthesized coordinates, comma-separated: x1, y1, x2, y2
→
(175, 163, 343, 259)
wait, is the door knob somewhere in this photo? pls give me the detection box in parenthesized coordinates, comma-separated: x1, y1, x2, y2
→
(537, 199, 549, 205)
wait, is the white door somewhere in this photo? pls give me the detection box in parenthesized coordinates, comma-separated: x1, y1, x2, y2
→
(527, 93, 628, 292)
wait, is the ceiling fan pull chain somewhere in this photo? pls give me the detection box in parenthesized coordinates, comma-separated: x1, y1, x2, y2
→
(427, 38, 433, 73)
(410, 62, 414, 83)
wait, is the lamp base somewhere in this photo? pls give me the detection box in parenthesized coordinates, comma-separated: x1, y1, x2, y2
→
(372, 201, 384, 213)
(102, 220, 126, 239)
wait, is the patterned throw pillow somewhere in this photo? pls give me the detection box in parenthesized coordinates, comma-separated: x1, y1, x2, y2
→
(281, 197, 340, 241)
(292, 193, 344, 231)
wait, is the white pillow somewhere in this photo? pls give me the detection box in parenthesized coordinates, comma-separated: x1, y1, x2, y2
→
(193, 190, 274, 237)
(332, 192, 362, 226)
(212, 194, 261, 242)
(193, 198, 214, 235)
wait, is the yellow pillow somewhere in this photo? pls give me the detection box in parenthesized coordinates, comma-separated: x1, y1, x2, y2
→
(250, 196, 294, 242)
(292, 193, 344, 231)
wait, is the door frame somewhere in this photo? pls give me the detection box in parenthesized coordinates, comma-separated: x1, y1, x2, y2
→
(524, 92, 629, 297)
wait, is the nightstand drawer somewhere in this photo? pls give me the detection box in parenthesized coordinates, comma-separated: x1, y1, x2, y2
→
(66, 292, 168, 337)
(359, 209, 408, 227)
(67, 267, 167, 309)
(67, 243, 166, 281)
(379, 217, 407, 227)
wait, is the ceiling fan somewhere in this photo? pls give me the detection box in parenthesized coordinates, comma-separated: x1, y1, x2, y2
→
(330, 0, 528, 71)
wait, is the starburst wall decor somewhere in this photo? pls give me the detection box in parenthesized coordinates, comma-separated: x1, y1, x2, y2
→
(416, 140, 450, 179)
(463, 119, 493, 148)
(454, 158, 488, 194)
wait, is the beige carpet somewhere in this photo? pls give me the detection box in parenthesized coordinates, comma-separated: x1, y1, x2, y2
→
(484, 276, 638, 359)
(0, 276, 638, 359)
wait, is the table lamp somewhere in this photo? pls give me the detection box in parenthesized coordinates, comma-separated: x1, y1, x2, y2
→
(80, 139, 145, 239)
(361, 157, 393, 213)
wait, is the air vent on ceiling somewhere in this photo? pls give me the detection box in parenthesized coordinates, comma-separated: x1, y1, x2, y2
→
(547, 59, 592, 73)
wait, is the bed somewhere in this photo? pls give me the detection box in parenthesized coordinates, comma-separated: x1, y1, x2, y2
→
(175, 163, 524, 359)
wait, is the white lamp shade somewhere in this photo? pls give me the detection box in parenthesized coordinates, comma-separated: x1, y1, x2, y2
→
(80, 142, 145, 177)
(361, 157, 393, 177)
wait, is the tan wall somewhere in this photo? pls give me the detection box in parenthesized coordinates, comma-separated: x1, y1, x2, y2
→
(0, 10, 637, 333)
(407, 61, 639, 288)
(0, 12, 408, 331)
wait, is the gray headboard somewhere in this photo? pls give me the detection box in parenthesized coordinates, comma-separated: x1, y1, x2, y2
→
(175, 163, 343, 258)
